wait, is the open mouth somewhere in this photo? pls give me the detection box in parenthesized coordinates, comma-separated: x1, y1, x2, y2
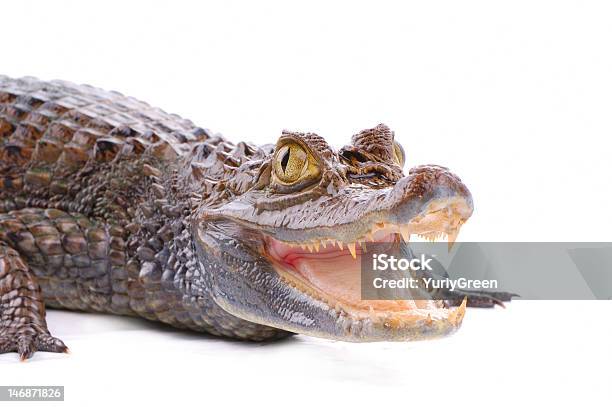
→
(263, 197, 470, 330)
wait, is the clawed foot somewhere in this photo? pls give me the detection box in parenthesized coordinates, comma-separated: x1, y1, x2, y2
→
(445, 289, 519, 308)
(0, 327, 68, 361)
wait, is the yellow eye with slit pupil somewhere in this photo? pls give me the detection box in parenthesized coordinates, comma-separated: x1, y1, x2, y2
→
(272, 141, 320, 186)
(274, 144, 307, 183)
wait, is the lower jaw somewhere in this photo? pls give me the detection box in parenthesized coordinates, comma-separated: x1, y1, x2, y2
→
(272, 263, 467, 341)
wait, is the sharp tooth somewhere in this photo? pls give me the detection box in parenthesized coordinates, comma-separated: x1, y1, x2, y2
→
(367, 232, 375, 242)
(400, 225, 411, 242)
(449, 297, 468, 326)
(307, 244, 314, 253)
(314, 241, 320, 252)
(338, 241, 344, 250)
(347, 242, 357, 259)
(447, 228, 460, 252)
(321, 240, 327, 249)
(361, 242, 367, 253)
(300, 244, 307, 251)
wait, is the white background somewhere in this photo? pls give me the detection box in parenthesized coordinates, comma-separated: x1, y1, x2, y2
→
(1, 1, 611, 406)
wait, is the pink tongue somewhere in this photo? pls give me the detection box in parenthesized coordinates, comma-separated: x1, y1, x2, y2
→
(294, 254, 360, 302)
(293, 254, 417, 312)
(266, 237, 428, 311)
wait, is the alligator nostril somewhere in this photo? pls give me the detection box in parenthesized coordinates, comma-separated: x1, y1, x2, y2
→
(339, 149, 369, 165)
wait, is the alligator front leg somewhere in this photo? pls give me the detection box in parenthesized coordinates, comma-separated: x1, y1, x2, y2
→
(0, 242, 68, 360)
(0, 207, 122, 361)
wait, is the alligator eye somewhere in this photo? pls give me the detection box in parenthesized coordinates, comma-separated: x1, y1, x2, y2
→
(273, 141, 320, 186)
(393, 141, 405, 167)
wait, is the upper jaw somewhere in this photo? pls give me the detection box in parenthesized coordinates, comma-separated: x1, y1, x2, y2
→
(260, 190, 471, 264)
(202, 164, 473, 249)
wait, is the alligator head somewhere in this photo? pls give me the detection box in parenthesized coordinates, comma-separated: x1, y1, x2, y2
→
(193, 124, 473, 341)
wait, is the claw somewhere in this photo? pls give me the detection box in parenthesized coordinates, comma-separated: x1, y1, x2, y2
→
(17, 339, 35, 361)
(1, 332, 68, 360)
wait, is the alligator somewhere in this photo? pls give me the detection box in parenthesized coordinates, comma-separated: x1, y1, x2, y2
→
(0, 76, 512, 360)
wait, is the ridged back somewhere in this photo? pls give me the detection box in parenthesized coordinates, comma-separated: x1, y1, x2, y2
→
(0, 76, 209, 204)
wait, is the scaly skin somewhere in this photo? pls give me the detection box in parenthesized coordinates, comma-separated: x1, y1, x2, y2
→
(0, 76, 511, 360)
